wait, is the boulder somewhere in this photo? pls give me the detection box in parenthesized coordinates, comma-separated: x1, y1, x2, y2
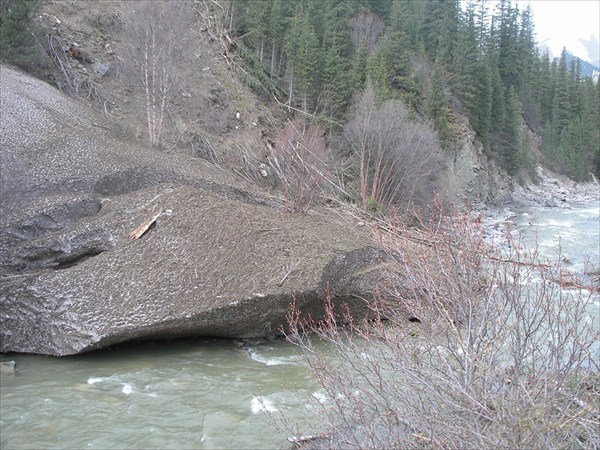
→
(90, 62, 109, 76)
(0, 65, 399, 356)
(0, 360, 16, 375)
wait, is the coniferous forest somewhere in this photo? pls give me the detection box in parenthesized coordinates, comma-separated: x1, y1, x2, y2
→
(231, 0, 600, 181)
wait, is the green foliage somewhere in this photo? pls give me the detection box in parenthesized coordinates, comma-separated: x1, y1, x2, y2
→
(365, 196, 384, 213)
(232, 0, 597, 181)
(425, 63, 452, 150)
(502, 86, 522, 176)
(351, 45, 368, 93)
(0, 0, 40, 68)
(234, 42, 286, 99)
(471, 58, 493, 147)
(284, 4, 320, 111)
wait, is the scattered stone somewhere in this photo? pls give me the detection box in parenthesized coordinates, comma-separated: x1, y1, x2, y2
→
(90, 62, 109, 76)
(510, 166, 600, 208)
(0, 361, 16, 375)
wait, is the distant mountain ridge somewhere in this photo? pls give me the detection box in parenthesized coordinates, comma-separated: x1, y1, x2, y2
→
(563, 52, 600, 80)
(538, 35, 600, 80)
(538, 34, 600, 67)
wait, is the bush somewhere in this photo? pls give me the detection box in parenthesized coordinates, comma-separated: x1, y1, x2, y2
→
(342, 85, 452, 212)
(283, 203, 599, 448)
(268, 119, 331, 213)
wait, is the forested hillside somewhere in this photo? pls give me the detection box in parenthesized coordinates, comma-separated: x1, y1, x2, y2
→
(230, 0, 600, 181)
(1, 0, 598, 209)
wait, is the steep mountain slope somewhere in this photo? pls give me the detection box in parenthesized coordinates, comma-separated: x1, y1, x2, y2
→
(33, 0, 282, 185)
(29, 0, 513, 205)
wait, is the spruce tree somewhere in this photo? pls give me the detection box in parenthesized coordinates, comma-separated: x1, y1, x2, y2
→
(551, 49, 571, 139)
(472, 57, 493, 147)
(426, 62, 452, 150)
(352, 45, 369, 93)
(284, 5, 320, 112)
(453, 2, 478, 115)
(421, 0, 460, 66)
(366, 51, 392, 102)
(555, 118, 585, 181)
(502, 86, 522, 175)
(382, 0, 418, 100)
(321, 0, 354, 118)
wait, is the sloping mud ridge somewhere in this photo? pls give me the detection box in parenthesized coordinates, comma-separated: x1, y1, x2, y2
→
(0, 65, 401, 356)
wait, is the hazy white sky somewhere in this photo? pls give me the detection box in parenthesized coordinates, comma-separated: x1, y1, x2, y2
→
(525, 0, 600, 41)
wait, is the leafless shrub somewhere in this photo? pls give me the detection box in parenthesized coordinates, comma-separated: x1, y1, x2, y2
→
(283, 202, 599, 448)
(342, 85, 450, 212)
(350, 11, 385, 55)
(87, 10, 123, 34)
(43, 33, 111, 113)
(188, 134, 221, 164)
(267, 119, 331, 213)
(120, 0, 194, 148)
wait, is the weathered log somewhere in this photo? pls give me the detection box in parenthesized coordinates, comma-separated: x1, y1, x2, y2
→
(130, 208, 162, 239)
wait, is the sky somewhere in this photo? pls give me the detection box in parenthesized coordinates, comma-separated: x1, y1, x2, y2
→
(525, 0, 600, 42)
(525, 0, 600, 65)
(475, 0, 600, 64)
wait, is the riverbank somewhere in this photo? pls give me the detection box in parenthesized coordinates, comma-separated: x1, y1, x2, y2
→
(510, 166, 600, 208)
(481, 166, 600, 248)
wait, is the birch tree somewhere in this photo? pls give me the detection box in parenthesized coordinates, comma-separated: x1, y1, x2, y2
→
(121, 1, 193, 148)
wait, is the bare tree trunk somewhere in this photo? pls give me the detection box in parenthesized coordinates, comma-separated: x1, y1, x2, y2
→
(259, 38, 264, 64)
(143, 37, 154, 146)
(270, 41, 276, 78)
(288, 66, 293, 113)
(121, 1, 193, 149)
(150, 29, 158, 146)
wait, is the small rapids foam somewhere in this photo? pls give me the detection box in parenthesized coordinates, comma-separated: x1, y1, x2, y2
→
(87, 376, 133, 395)
(251, 396, 278, 414)
(87, 375, 119, 385)
(246, 348, 299, 366)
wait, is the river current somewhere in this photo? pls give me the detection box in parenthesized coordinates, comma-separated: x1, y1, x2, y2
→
(1, 201, 599, 449)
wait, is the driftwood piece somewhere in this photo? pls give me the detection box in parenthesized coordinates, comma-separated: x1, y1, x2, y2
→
(286, 434, 324, 446)
(130, 208, 162, 239)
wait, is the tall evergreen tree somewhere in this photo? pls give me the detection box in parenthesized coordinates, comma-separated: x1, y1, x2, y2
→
(426, 62, 452, 150)
(472, 57, 493, 147)
(495, 0, 521, 89)
(366, 50, 392, 101)
(453, 2, 478, 115)
(382, 0, 415, 98)
(320, 0, 354, 118)
(502, 86, 522, 175)
(421, 0, 460, 66)
(351, 45, 369, 93)
(551, 48, 571, 137)
(284, 4, 320, 111)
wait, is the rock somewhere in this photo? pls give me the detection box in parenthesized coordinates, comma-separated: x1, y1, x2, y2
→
(0, 65, 401, 356)
(0, 361, 16, 375)
(450, 123, 511, 204)
(90, 62, 109, 76)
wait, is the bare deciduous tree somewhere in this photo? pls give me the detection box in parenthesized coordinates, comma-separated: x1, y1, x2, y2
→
(267, 119, 330, 213)
(121, 0, 193, 148)
(350, 11, 385, 55)
(343, 85, 451, 212)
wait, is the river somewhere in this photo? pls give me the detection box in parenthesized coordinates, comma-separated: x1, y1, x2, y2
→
(1, 201, 599, 449)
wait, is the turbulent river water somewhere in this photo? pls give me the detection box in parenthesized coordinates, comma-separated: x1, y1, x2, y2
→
(1, 201, 599, 449)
